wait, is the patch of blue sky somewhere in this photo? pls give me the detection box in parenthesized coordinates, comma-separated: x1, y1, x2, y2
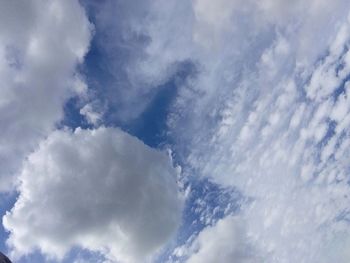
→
(63, 17, 197, 148)
(180, 178, 242, 239)
(333, 74, 350, 100)
(126, 61, 196, 148)
(59, 96, 94, 130)
(313, 62, 350, 160)
(158, 178, 243, 263)
(0, 192, 16, 254)
(317, 119, 337, 149)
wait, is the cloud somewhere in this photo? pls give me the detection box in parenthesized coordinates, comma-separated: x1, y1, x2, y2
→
(80, 0, 194, 123)
(80, 103, 103, 126)
(79, 1, 350, 261)
(162, 1, 350, 262)
(184, 215, 259, 263)
(2, 1, 350, 262)
(3, 127, 183, 263)
(0, 0, 92, 191)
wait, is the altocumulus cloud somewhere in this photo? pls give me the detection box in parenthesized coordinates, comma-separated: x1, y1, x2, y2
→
(3, 127, 183, 263)
(162, 0, 350, 262)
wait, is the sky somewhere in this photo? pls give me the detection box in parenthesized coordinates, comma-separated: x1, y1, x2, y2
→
(1, 0, 350, 262)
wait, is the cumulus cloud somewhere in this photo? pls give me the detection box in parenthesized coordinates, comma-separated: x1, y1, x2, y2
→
(0, 0, 91, 191)
(3, 127, 183, 263)
(2, 1, 350, 262)
(184, 215, 259, 263)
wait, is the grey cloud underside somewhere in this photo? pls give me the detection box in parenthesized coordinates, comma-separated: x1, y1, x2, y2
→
(0, 0, 91, 191)
(3, 127, 182, 263)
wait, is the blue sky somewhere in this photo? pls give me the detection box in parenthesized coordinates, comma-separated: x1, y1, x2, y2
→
(1, 1, 350, 263)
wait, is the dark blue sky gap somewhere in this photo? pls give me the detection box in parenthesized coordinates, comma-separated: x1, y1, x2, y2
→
(63, 5, 197, 148)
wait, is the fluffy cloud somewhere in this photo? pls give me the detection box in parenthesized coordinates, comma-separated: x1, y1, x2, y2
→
(0, 0, 91, 191)
(185, 216, 259, 263)
(3, 1, 350, 262)
(3, 127, 183, 263)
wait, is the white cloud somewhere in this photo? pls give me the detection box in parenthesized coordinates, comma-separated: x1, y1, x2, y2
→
(3, 127, 183, 263)
(162, 1, 350, 263)
(80, 103, 103, 126)
(185, 215, 259, 263)
(81, 0, 194, 123)
(0, 0, 92, 191)
(77, 1, 350, 261)
(2, 1, 350, 262)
